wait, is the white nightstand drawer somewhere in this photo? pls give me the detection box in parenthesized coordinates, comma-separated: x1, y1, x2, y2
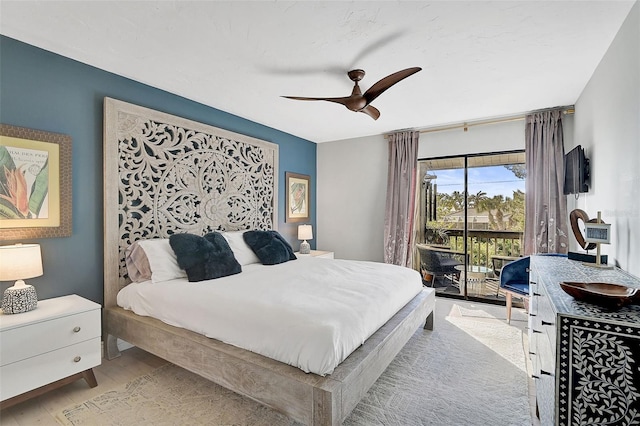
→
(313, 251, 334, 259)
(0, 309, 100, 366)
(0, 337, 101, 401)
(295, 250, 334, 259)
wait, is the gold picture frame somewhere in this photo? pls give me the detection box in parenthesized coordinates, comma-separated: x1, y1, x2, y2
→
(0, 124, 72, 240)
(285, 172, 310, 223)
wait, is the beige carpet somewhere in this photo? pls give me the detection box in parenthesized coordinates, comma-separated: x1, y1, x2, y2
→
(56, 299, 531, 426)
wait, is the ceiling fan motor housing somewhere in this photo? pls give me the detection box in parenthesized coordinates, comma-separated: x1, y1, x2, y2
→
(347, 69, 366, 82)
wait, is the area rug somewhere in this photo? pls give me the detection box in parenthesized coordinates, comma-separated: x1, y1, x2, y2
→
(56, 301, 531, 426)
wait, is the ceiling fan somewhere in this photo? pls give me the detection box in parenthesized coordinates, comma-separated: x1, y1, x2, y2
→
(282, 67, 421, 120)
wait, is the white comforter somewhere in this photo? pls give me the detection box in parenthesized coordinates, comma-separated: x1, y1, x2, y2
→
(117, 257, 423, 376)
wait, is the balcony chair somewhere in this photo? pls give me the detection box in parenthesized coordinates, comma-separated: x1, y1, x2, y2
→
(416, 244, 465, 287)
(500, 253, 567, 323)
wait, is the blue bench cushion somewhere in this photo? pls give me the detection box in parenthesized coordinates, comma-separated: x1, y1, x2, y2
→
(503, 281, 529, 296)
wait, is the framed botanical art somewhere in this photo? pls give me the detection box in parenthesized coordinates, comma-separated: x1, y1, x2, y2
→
(285, 172, 310, 223)
(0, 124, 72, 240)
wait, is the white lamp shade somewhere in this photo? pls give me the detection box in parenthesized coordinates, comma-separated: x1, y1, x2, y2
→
(298, 225, 313, 240)
(0, 244, 43, 281)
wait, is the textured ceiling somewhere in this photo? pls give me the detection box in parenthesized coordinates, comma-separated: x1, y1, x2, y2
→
(0, 1, 635, 143)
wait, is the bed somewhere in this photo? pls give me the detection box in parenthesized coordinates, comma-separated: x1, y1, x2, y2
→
(102, 98, 435, 425)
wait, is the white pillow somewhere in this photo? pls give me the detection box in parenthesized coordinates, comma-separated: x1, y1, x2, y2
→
(222, 231, 260, 266)
(136, 239, 187, 283)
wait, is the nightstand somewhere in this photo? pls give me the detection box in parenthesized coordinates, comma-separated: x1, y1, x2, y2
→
(295, 250, 334, 259)
(0, 294, 101, 408)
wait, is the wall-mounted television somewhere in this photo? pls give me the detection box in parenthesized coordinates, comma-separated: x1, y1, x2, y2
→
(563, 145, 590, 195)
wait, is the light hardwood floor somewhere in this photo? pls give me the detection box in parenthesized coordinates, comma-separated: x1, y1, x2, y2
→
(0, 347, 167, 426)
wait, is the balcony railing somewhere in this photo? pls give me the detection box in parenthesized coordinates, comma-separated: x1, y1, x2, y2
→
(427, 228, 524, 273)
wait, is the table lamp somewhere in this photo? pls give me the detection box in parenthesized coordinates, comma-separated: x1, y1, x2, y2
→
(0, 243, 43, 314)
(298, 224, 313, 255)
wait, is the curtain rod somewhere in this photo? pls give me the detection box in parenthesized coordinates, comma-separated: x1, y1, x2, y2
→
(387, 106, 575, 137)
(420, 106, 574, 134)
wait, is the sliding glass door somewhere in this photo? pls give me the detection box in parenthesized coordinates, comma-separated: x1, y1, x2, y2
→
(417, 151, 525, 301)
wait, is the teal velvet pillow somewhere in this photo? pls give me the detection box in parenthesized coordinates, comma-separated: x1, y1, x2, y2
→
(242, 230, 297, 265)
(169, 232, 241, 282)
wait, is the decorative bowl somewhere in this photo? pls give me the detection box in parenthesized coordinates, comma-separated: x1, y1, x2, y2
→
(560, 281, 640, 309)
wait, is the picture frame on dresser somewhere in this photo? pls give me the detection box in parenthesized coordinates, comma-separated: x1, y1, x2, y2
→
(285, 172, 310, 223)
(0, 124, 72, 240)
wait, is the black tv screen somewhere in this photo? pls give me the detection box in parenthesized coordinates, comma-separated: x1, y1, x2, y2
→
(563, 145, 590, 195)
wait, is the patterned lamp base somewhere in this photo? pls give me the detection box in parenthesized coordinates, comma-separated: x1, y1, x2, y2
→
(2, 284, 38, 314)
(299, 240, 311, 255)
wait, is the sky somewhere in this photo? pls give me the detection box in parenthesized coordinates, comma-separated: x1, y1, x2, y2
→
(430, 165, 524, 198)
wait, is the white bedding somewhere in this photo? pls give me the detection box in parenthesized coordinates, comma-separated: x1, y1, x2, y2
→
(117, 257, 423, 376)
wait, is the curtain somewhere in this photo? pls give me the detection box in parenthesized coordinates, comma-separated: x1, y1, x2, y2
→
(384, 130, 419, 266)
(524, 109, 568, 255)
(411, 162, 427, 271)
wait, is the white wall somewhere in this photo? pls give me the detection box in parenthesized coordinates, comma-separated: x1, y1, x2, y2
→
(318, 120, 526, 261)
(317, 134, 388, 261)
(569, 2, 639, 276)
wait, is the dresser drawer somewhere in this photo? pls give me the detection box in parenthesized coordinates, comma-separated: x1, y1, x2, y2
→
(535, 330, 555, 376)
(534, 332, 557, 425)
(529, 330, 541, 363)
(0, 337, 101, 401)
(531, 286, 557, 353)
(0, 310, 100, 366)
(529, 282, 541, 348)
(529, 277, 540, 315)
(536, 298, 557, 353)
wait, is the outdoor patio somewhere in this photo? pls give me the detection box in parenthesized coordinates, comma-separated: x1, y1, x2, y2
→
(424, 273, 527, 308)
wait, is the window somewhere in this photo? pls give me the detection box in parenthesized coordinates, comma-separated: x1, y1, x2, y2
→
(417, 151, 525, 301)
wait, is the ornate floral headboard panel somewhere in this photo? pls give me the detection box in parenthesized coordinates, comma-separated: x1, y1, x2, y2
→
(103, 98, 278, 306)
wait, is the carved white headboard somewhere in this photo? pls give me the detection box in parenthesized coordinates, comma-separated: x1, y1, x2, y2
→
(103, 98, 278, 307)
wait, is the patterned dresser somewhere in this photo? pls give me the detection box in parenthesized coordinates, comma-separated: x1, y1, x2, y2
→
(529, 255, 640, 426)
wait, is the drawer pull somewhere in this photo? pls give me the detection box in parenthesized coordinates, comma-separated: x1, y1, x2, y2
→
(533, 292, 541, 297)
(532, 374, 540, 379)
(529, 351, 536, 355)
(529, 313, 537, 317)
(541, 320, 554, 326)
(74, 356, 82, 363)
(540, 370, 553, 376)
(532, 329, 543, 334)
(529, 280, 536, 284)
(73, 326, 81, 333)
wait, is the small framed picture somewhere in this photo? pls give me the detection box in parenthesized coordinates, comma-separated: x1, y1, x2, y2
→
(285, 172, 310, 223)
(584, 222, 611, 244)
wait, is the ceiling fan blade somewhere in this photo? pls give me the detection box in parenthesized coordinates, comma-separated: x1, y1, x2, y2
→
(282, 95, 351, 107)
(363, 67, 422, 105)
(359, 105, 381, 120)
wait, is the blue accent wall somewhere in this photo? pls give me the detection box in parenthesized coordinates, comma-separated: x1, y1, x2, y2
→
(0, 36, 316, 304)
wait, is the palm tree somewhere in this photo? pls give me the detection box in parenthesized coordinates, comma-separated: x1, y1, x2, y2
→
(468, 190, 487, 208)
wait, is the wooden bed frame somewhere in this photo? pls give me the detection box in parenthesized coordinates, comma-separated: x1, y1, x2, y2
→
(102, 98, 435, 425)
